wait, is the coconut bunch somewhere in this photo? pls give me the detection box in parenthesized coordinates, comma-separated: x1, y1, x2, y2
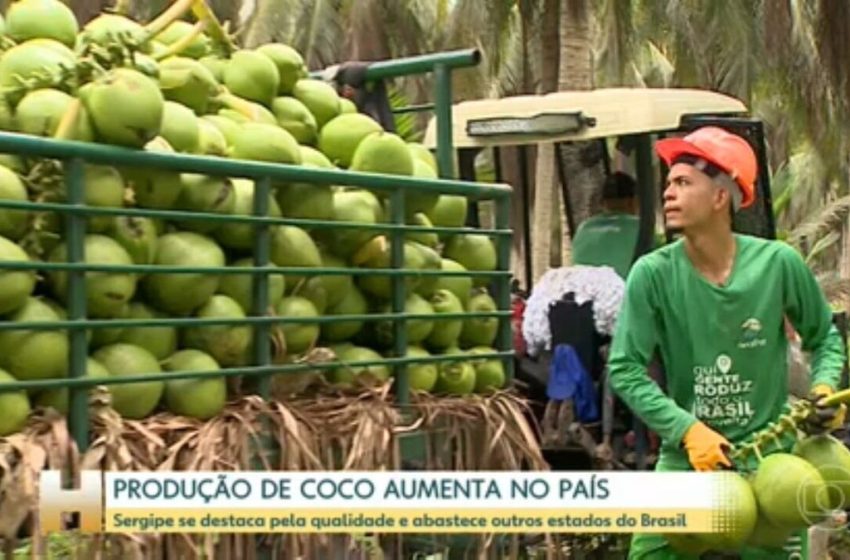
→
(663, 430, 850, 556)
(0, 0, 505, 438)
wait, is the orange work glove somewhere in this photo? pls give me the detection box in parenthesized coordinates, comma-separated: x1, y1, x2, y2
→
(805, 384, 847, 434)
(682, 421, 732, 472)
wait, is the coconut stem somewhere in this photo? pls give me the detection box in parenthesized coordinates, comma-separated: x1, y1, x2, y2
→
(143, 0, 199, 41)
(190, 0, 236, 56)
(152, 19, 208, 61)
(215, 91, 260, 119)
(54, 98, 83, 141)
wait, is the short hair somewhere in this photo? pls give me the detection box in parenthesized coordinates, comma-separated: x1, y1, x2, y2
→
(603, 172, 637, 200)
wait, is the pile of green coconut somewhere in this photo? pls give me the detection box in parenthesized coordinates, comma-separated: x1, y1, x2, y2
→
(0, 0, 506, 437)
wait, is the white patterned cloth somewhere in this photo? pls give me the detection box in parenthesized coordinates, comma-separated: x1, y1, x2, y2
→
(522, 265, 626, 357)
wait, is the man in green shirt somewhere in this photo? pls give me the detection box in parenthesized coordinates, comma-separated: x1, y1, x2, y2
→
(606, 126, 847, 559)
(571, 172, 641, 280)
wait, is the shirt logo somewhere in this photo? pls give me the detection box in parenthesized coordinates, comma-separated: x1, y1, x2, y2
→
(738, 317, 766, 349)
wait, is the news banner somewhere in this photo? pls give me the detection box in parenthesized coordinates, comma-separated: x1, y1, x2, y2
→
(38, 471, 737, 535)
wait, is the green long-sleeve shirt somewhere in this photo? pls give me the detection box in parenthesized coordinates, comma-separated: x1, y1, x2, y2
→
(607, 234, 845, 470)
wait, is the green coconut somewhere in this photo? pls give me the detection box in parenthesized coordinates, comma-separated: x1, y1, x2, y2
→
(123, 137, 183, 209)
(115, 302, 178, 361)
(339, 98, 357, 114)
(751, 452, 830, 529)
(0, 369, 30, 436)
(406, 213, 439, 249)
(182, 295, 252, 367)
(213, 178, 281, 250)
(408, 142, 438, 172)
(292, 78, 341, 129)
(793, 434, 850, 510)
(217, 100, 277, 125)
(224, 50, 280, 106)
(444, 234, 497, 287)
(0, 39, 75, 104)
(0, 297, 68, 381)
(407, 158, 440, 216)
(372, 293, 435, 348)
(197, 118, 228, 156)
(355, 236, 427, 300)
(435, 359, 476, 396)
(425, 195, 468, 231)
(275, 296, 320, 355)
(700, 471, 759, 552)
(257, 43, 306, 95)
(82, 165, 125, 233)
(269, 225, 322, 284)
(199, 55, 227, 83)
(48, 235, 137, 319)
(160, 101, 201, 153)
(290, 251, 351, 313)
(404, 347, 439, 392)
(174, 174, 236, 233)
(154, 20, 211, 59)
(163, 350, 226, 420)
(142, 232, 225, 316)
(229, 123, 302, 164)
(321, 284, 368, 343)
(411, 238, 442, 299)
(467, 346, 506, 392)
(0, 166, 29, 242)
(299, 145, 334, 168)
(202, 115, 241, 147)
(460, 290, 499, 348)
(158, 57, 220, 115)
(80, 68, 164, 148)
(6, 0, 78, 47)
(35, 358, 109, 415)
(426, 289, 464, 350)
(0, 98, 15, 132)
(271, 96, 318, 145)
(745, 514, 794, 551)
(217, 257, 286, 313)
(94, 343, 163, 419)
(327, 345, 390, 387)
(275, 147, 334, 220)
(321, 189, 383, 259)
(349, 131, 415, 177)
(317, 113, 382, 168)
(109, 216, 158, 265)
(79, 14, 148, 52)
(0, 236, 36, 315)
(14, 88, 93, 141)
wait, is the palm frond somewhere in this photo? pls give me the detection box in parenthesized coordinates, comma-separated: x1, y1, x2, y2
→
(293, 0, 344, 69)
(787, 194, 850, 249)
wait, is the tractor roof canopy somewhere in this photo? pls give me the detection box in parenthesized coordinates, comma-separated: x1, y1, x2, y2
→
(422, 88, 748, 149)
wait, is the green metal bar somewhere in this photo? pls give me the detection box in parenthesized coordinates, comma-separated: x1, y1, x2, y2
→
(251, 177, 272, 398)
(494, 196, 514, 384)
(433, 63, 455, 179)
(0, 352, 514, 393)
(0, 199, 513, 235)
(0, 311, 510, 332)
(249, 178, 273, 560)
(64, 158, 89, 453)
(0, 133, 510, 199)
(310, 49, 481, 82)
(0, 261, 512, 277)
(390, 189, 409, 405)
(391, 103, 435, 115)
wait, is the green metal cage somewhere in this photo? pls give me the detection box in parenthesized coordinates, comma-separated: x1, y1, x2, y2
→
(0, 49, 513, 453)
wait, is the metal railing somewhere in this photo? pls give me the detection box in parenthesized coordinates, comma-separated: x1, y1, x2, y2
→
(0, 130, 514, 454)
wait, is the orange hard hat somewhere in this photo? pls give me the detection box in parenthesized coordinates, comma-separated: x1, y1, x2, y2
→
(655, 126, 758, 209)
